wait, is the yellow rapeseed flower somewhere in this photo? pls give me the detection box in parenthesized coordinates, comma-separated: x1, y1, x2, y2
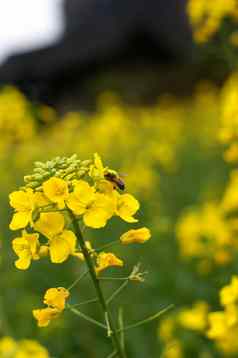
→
(67, 180, 115, 228)
(220, 276, 238, 306)
(33, 307, 60, 327)
(12, 231, 40, 270)
(9, 189, 35, 230)
(34, 212, 65, 238)
(49, 230, 77, 263)
(120, 227, 151, 244)
(43, 177, 69, 209)
(43, 287, 70, 311)
(95, 252, 124, 274)
(116, 193, 140, 223)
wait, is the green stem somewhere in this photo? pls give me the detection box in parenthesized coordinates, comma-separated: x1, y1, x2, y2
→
(107, 281, 129, 305)
(70, 298, 99, 307)
(116, 304, 174, 333)
(95, 239, 120, 252)
(68, 305, 106, 329)
(67, 269, 89, 291)
(69, 211, 127, 358)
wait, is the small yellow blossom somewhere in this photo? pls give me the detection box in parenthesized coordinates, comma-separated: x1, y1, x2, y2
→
(12, 231, 40, 270)
(9, 189, 35, 230)
(43, 177, 69, 208)
(33, 307, 60, 327)
(67, 180, 115, 228)
(116, 193, 140, 223)
(95, 252, 124, 274)
(67, 180, 95, 215)
(49, 230, 77, 263)
(43, 287, 70, 311)
(220, 276, 238, 306)
(120, 227, 151, 244)
(34, 212, 65, 238)
(89, 152, 105, 180)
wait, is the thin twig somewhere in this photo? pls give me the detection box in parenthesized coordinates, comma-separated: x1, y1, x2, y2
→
(116, 304, 174, 333)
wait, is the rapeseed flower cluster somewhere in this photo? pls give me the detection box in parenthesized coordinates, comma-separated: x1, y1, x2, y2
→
(207, 276, 238, 354)
(0, 336, 49, 358)
(9, 153, 151, 334)
(159, 302, 209, 357)
(187, 0, 238, 43)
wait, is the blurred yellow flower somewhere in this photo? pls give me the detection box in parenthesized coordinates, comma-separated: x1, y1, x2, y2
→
(43, 177, 69, 209)
(12, 231, 40, 270)
(220, 276, 238, 306)
(207, 311, 228, 339)
(17, 339, 49, 358)
(95, 252, 124, 274)
(178, 301, 209, 332)
(120, 227, 151, 244)
(0, 336, 17, 356)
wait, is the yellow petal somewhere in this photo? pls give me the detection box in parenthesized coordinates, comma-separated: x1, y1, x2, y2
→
(33, 307, 59, 327)
(44, 287, 70, 311)
(15, 253, 31, 270)
(83, 208, 109, 228)
(9, 212, 30, 230)
(43, 177, 69, 206)
(66, 180, 95, 215)
(9, 189, 34, 212)
(95, 252, 124, 274)
(120, 227, 151, 244)
(116, 194, 139, 223)
(34, 212, 65, 238)
(49, 231, 76, 263)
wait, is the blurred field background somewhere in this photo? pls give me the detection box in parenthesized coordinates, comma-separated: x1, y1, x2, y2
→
(2, 1, 238, 357)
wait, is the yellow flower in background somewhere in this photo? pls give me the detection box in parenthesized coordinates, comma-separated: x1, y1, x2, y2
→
(95, 252, 124, 274)
(43, 177, 69, 208)
(34, 212, 65, 238)
(33, 307, 60, 327)
(116, 193, 139, 223)
(33, 287, 69, 327)
(120, 227, 151, 244)
(49, 230, 77, 263)
(220, 276, 238, 306)
(178, 301, 209, 332)
(12, 231, 40, 270)
(43, 287, 70, 311)
(207, 311, 228, 339)
(221, 170, 238, 212)
(17, 340, 49, 358)
(0, 336, 17, 356)
(9, 189, 35, 230)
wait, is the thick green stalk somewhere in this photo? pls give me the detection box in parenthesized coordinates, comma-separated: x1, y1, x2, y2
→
(69, 211, 126, 358)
